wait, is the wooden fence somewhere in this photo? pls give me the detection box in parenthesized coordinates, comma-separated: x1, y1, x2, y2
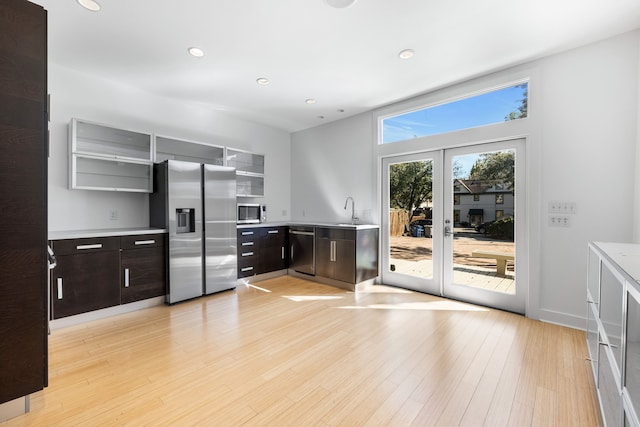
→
(389, 209, 410, 236)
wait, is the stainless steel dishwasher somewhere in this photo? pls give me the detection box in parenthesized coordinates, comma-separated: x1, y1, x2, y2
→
(289, 226, 315, 275)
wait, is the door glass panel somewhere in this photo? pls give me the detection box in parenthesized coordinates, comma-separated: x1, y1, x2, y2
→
(450, 149, 515, 294)
(388, 159, 434, 280)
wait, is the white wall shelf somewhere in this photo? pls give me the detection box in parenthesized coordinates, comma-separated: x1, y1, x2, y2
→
(226, 147, 264, 197)
(69, 118, 153, 192)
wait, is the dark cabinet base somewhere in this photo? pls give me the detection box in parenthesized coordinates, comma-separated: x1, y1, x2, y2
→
(52, 251, 120, 319)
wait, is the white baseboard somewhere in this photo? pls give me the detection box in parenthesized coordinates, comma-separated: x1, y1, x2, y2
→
(538, 308, 587, 330)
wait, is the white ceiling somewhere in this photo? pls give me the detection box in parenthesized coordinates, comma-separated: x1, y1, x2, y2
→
(30, 0, 640, 133)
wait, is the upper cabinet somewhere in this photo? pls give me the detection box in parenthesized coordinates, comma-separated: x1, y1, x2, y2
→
(155, 135, 224, 165)
(69, 118, 153, 192)
(226, 148, 264, 197)
(68, 119, 265, 197)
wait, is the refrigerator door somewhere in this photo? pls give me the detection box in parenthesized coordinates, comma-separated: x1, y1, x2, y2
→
(203, 164, 238, 294)
(167, 160, 203, 303)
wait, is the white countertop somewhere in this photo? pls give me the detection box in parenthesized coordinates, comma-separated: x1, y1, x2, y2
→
(237, 222, 379, 230)
(49, 228, 167, 240)
(592, 241, 640, 283)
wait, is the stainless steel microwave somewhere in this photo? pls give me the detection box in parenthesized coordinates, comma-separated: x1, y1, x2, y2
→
(237, 203, 261, 224)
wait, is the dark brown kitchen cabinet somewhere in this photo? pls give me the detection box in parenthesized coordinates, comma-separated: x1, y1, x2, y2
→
(50, 237, 120, 319)
(120, 234, 166, 304)
(237, 226, 288, 278)
(316, 228, 356, 283)
(0, 0, 48, 405)
(315, 227, 378, 285)
(260, 227, 288, 273)
(237, 228, 259, 278)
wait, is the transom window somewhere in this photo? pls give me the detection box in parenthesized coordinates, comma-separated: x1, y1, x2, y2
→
(381, 82, 528, 144)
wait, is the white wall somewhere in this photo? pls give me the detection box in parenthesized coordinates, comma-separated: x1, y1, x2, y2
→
(48, 63, 291, 232)
(290, 112, 377, 224)
(635, 40, 640, 244)
(538, 32, 638, 326)
(291, 30, 640, 328)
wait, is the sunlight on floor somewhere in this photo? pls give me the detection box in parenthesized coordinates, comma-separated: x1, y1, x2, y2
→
(337, 300, 490, 312)
(283, 295, 345, 302)
(243, 283, 272, 293)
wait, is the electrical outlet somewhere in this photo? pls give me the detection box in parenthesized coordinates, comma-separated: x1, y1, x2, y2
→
(109, 209, 118, 221)
(548, 215, 570, 227)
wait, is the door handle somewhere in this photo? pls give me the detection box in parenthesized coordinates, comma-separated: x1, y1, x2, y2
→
(444, 225, 454, 237)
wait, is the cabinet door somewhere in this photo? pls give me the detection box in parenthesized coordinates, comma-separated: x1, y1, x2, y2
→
(0, 0, 48, 404)
(315, 236, 333, 278)
(51, 251, 120, 319)
(121, 243, 166, 304)
(334, 239, 356, 283)
(261, 227, 287, 273)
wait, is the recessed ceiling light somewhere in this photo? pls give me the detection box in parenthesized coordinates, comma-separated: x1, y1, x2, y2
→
(256, 78, 270, 85)
(318, 116, 325, 119)
(77, 0, 101, 12)
(305, 99, 317, 105)
(324, 0, 357, 8)
(399, 49, 415, 60)
(337, 109, 345, 113)
(188, 47, 205, 58)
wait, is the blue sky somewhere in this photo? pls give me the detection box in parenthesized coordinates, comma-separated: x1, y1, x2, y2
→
(383, 83, 527, 144)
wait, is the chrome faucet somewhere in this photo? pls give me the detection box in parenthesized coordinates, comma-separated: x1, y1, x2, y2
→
(344, 196, 358, 224)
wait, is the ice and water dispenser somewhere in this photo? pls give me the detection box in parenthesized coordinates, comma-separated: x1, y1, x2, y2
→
(176, 208, 195, 233)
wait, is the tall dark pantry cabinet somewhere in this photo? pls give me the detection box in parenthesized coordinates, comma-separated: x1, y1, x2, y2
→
(0, 0, 48, 419)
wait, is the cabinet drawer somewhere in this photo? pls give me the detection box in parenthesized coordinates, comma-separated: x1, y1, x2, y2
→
(120, 233, 165, 250)
(238, 228, 259, 242)
(52, 237, 120, 255)
(238, 257, 258, 276)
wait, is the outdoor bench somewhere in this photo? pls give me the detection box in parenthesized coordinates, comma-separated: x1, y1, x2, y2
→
(471, 250, 514, 277)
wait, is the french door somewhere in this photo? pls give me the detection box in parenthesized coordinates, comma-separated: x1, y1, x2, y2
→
(381, 139, 526, 314)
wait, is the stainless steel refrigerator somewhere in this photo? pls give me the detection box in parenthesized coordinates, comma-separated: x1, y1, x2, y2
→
(150, 160, 237, 304)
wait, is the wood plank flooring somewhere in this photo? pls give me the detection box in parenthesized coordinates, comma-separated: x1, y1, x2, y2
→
(3, 276, 601, 426)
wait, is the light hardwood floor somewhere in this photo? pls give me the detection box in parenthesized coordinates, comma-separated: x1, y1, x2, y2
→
(4, 276, 601, 426)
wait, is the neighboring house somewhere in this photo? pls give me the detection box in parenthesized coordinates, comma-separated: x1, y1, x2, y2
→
(453, 179, 514, 226)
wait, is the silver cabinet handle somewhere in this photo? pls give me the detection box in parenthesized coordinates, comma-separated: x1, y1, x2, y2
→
(124, 268, 130, 287)
(268, 230, 278, 234)
(241, 267, 254, 272)
(57, 278, 63, 299)
(330, 240, 336, 262)
(77, 243, 102, 250)
(134, 240, 155, 245)
(282, 247, 285, 260)
(242, 252, 254, 257)
(241, 231, 254, 236)
(242, 242, 254, 246)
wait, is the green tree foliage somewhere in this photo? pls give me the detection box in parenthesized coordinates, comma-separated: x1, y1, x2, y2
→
(469, 151, 515, 189)
(504, 84, 528, 121)
(389, 161, 433, 217)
